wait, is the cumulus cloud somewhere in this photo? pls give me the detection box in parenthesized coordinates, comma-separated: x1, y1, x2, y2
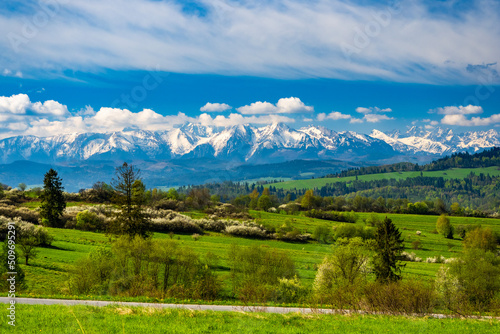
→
(3, 0, 498, 84)
(441, 113, 500, 126)
(200, 102, 232, 112)
(237, 97, 313, 115)
(363, 114, 394, 123)
(317, 111, 351, 121)
(349, 106, 394, 123)
(0, 94, 297, 139)
(356, 107, 392, 114)
(0, 94, 31, 114)
(31, 100, 69, 116)
(201, 113, 294, 127)
(432, 104, 500, 126)
(0, 94, 69, 117)
(433, 105, 483, 115)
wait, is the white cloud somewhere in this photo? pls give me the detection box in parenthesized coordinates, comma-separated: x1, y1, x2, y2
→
(200, 102, 232, 112)
(430, 120, 439, 126)
(237, 97, 313, 115)
(317, 111, 351, 121)
(237, 101, 277, 115)
(350, 106, 394, 123)
(203, 113, 295, 127)
(356, 107, 392, 114)
(0, 94, 297, 139)
(31, 100, 69, 116)
(0, 94, 69, 117)
(434, 105, 483, 115)
(0, 94, 31, 114)
(363, 114, 394, 123)
(76, 105, 96, 116)
(2, 69, 22, 78)
(275, 97, 313, 114)
(2, 0, 498, 84)
(441, 113, 500, 126)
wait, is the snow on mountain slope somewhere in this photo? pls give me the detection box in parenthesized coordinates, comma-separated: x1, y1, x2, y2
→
(371, 127, 500, 155)
(0, 123, 497, 165)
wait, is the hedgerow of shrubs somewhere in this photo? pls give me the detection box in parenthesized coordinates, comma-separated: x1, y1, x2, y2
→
(69, 236, 221, 300)
(332, 223, 375, 241)
(0, 204, 40, 224)
(0, 216, 52, 246)
(305, 209, 358, 223)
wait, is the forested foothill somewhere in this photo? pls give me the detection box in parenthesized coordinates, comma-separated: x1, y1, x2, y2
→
(0, 151, 499, 316)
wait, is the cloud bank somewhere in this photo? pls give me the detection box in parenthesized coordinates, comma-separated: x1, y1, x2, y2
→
(436, 105, 500, 126)
(1, 0, 499, 84)
(0, 94, 305, 139)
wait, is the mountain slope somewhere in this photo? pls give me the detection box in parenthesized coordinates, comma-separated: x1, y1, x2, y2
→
(0, 124, 498, 166)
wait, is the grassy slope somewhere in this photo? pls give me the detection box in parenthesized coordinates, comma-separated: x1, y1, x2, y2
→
(267, 166, 500, 190)
(13, 210, 500, 300)
(2, 304, 498, 334)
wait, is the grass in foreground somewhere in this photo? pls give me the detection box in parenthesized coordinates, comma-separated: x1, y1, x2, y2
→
(1, 304, 499, 334)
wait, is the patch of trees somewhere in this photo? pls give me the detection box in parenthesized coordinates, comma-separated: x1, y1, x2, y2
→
(69, 236, 221, 300)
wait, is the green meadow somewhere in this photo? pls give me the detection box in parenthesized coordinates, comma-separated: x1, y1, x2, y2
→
(11, 210, 500, 302)
(267, 166, 500, 190)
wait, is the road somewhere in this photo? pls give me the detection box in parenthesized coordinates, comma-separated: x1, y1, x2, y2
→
(2, 297, 488, 319)
(0, 297, 337, 314)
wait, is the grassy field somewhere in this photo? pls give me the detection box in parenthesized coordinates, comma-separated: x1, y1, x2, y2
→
(1, 304, 499, 333)
(267, 166, 500, 190)
(9, 209, 500, 302)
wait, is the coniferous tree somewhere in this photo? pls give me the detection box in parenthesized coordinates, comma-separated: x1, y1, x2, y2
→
(109, 163, 150, 238)
(373, 217, 405, 282)
(40, 169, 66, 227)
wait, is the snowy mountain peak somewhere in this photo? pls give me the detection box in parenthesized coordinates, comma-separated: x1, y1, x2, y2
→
(0, 125, 498, 165)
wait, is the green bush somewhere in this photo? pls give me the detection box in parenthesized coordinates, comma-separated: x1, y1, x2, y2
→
(76, 210, 104, 232)
(312, 225, 331, 243)
(463, 227, 498, 252)
(305, 209, 358, 223)
(229, 244, 296, 302)
(364, 280, 436, 314)
(69, 237, 221, 300)
(436, 248, 500, 313)
(275, 275, 308, 303)
(436, 214, 453, 239)
(332, 223, 374, 240)
(313, 237, 369, 309)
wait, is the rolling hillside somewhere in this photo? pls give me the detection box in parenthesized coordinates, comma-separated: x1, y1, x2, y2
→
(267, 166, 500, 190)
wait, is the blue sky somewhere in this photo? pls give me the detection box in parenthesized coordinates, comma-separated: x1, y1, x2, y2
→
(0, 0, 499, 138)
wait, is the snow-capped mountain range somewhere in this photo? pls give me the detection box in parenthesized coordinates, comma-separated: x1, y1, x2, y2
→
(0, 123, 498, 165)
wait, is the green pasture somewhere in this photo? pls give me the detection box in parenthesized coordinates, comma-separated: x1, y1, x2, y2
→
(267, 166, 500, 190)
(9, 209, 500, 302)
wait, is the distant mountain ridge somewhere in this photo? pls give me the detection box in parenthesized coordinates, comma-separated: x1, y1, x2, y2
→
(0, 124, 498, 165)
(370, 126, 500, 155)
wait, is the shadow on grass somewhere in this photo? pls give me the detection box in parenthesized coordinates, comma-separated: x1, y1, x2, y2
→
(42, 244, 71, 251)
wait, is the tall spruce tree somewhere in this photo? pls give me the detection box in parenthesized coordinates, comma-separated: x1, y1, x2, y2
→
(109, 163, 150, 238)
(373, 217, 405, 282)
(40, 169, 66, 227)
